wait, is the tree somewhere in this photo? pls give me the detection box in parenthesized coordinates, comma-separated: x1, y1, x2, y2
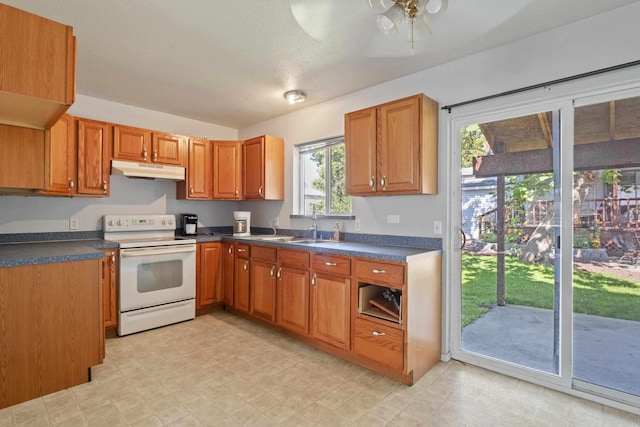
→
(461, 124, 491, 168)
(310, 144, 351, 214)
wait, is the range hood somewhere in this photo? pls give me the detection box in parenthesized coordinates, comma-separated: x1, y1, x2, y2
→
(111, 160, 185, 181)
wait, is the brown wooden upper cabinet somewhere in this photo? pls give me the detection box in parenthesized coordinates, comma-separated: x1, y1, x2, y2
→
(243, 135, 284, 200)
(77, 118, 111, 196)
(0, 124, 46, 190)
(113, 125, 185, 166)
(41, 114, 76, 195)
(212, 140, 243, 200)
(0, 4, 75, 129)
(345, 94, 438, 196)
(177, 137, 212, 200)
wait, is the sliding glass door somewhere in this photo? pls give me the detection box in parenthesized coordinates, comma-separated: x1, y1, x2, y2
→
(458, 108, 562, 375)
(572, 94, 640, 399)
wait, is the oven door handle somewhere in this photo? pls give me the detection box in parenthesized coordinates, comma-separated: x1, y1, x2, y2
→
(120, 245, 196, 257)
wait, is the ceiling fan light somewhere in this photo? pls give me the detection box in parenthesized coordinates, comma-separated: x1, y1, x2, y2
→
(284, 90, 307, 104)
(367, 0, 395, 11)
(424, 0, 447, 20)
(376, 4, 404, 35)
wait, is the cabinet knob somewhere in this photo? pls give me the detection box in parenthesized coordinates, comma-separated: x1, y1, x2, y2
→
(270, 266, 276, 278)
(371, 330, 386, 337)
(380, 176, 386, 190)
(243, 261, 249, 271)
(370, 176, 376, 191)
(142, 146, 147, 161)
(311, 273, 317, 287)
(228, 246, 233, 255)
(371, 269, 386, 274)
(277, 267, 282, 280)
(153, 149, 158, 162)
(189, 186, 194, 195)
(102, 180, 107, 194)
(235, 187, 239, 198)
(67, 178, 74, 190)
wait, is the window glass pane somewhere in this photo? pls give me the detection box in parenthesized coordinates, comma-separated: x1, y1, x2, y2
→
(330, 144, 351, 213)
(302, 150, 325, 215)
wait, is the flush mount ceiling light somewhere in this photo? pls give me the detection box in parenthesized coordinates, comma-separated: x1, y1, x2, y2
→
(283, 90, 307, 104)
(368, 0, 448, 53)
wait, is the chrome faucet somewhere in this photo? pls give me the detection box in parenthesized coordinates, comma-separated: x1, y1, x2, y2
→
(309, 204, 317, 239)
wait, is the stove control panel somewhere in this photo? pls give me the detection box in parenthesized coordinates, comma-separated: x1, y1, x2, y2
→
(104, 214, 176, 232)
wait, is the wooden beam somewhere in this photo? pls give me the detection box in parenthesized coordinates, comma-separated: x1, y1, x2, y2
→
(537, 112, 553, 148)
(473, 137, 640, 177)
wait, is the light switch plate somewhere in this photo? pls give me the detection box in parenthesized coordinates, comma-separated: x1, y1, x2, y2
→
(69, 217, 79, 230)
(354, 219, 361, 231)
(433, 221, 442, 235)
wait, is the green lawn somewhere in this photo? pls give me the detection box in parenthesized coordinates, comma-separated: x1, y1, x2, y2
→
(462, 253, 640, 326)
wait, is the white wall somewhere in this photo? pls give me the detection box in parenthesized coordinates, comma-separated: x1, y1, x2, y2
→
(1, 3, 639, 236)
(239, 2, 640, 237)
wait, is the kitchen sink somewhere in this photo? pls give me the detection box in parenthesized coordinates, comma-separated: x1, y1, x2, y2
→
(288, 238, 332, 244)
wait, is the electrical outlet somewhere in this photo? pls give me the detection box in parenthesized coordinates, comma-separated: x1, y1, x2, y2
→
(433, 220, 442, 235)
(69, 217, 79, 230)
(354, 219, 361, 231)
(273, 217, 280, 227)
(387, 214, 400, 224)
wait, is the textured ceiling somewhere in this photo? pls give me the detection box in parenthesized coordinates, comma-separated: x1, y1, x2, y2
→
(3, 0, 637, 129)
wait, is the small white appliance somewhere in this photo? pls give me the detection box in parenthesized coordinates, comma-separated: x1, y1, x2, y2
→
(103, 214, 196, 336)
(233, 211, 251, 236)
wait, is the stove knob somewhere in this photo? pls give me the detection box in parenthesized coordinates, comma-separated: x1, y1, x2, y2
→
(168, 218, 174, 225)
(108, 220, 114, 226)
(161, 219, 166, 225)
(117, 220, 122, 226)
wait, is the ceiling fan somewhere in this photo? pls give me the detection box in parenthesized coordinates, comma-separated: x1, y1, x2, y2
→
(289, 0, 449, 56)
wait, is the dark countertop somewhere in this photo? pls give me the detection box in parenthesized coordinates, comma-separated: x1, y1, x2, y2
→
(193, 233, 440, 262)
(0, 239, 118, 268)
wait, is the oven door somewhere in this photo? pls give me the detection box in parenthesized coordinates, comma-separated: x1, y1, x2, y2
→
(119, 243, 196, 312)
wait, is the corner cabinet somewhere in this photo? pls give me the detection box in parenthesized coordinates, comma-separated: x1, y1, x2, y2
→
(177, 137, 211, 200)
(345, 94, 438, 196)
(213, 140, 243, 200)
(243, 135, 284, 200)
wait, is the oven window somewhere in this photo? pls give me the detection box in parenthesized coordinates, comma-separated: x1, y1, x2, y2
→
(137, 260, 184, 293)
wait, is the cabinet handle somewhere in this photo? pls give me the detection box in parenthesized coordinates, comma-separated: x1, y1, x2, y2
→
(372, 269, 386, 274)
(370, 176, 375, 191)
(153, 149, 158, 162)
(235, 187, 239, 198)
(243, 261, 249, 271)
(324, 262, 337, 266)
(110, 252, 115, 268)
(238, 248, 246, 253)
(189, 186, 194, 195)
(311, 274, 317, 287)
(371, 330, 386, 337)
(228, 246, 233, 255)
(270, 266, 276, 278)
(277, 267, 282, 280)
(380, 176, 386, 190)
(67, 178, 74, 190)
(258, 185, 263, 197)
(102, 180, 107, 194)
(142, 146, 147, 161)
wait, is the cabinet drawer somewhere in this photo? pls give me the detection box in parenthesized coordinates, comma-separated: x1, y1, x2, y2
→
(279, 249, 309, 269)
(251, 245, 277, 262)
(354, 318, 404, 371)
(312, 254, 351, 276)
(236, 244, 250, 259)
(356, 259, 404, 287)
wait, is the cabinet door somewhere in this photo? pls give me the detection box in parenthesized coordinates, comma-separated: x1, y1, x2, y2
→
(250, 260, 277, 322)
(0, 125, 45, 189)
(221, 242, 235, 306)
(243, 136, 264, 199)
(197, 243, 221, 308)
(152, 133, 184, 165)
(277, 266, 310, 336)
(378, 97, 420, 193)
(178, 138, 211, 199)
(100, 249, 118, 329)
(113, 125, 151, 162)
(310, 272, 351, 350)
(77, 119, 110, 196)
(234, 258, 250, 312)
(43, 114, 76, 194)
(213, 140, 242, 199)
(345, 108, 377, 195)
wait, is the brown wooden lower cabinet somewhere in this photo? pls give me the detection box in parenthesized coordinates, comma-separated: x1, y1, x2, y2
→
(0, 259, 104, 409)
(101, 248, 118, 329)
(221, 242, 235, 306)
(223, 241, 441, 385)
(197, 242, 221, 308)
